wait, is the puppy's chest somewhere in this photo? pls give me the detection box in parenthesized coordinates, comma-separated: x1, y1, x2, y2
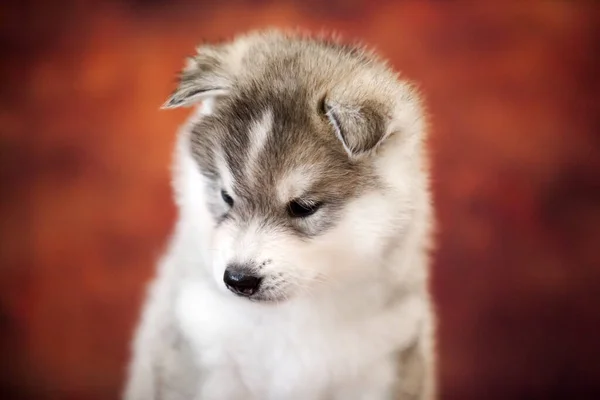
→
(175, 282, 391, 399)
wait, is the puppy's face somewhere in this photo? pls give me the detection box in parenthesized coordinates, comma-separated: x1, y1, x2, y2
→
(167, 31, 424, 302)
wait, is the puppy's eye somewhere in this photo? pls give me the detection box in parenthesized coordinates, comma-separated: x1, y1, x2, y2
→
(221, 190, 234, 207)
(288, 200, 322, 218)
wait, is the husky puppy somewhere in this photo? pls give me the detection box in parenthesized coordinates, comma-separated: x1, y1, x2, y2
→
(123, 29, 436, 400)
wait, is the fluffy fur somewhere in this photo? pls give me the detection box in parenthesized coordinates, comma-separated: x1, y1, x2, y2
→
(124, 29, 436, 400)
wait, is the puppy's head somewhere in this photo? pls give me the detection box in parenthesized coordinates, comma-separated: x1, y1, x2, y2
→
(166, 30, 428, 302)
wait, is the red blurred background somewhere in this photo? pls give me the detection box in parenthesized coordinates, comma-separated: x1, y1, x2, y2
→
(1, 1, 599, 399)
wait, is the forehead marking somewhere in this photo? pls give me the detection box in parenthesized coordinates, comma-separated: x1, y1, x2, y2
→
(243, 109, 273, 183)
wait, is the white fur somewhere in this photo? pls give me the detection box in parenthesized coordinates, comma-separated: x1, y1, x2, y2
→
(244, 109, 273, 182)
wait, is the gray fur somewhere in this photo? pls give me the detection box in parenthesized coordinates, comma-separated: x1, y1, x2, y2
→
(179, 33, 390, 238)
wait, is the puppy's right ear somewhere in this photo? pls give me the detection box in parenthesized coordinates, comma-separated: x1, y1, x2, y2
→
(161, 45, 231, 109)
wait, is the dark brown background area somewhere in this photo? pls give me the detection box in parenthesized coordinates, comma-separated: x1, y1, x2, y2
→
(1, 1, 599, 399)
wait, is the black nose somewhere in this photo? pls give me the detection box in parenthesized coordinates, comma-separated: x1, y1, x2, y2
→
(223, 265, 262, 297)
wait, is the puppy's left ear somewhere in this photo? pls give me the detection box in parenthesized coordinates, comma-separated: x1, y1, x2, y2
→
(323, 99, 389, 158)
(162, 44, 231, 109)
(324, 79, 423, 159)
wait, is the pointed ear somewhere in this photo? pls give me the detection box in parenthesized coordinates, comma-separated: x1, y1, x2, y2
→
(161, 45, 231, 109)
(323, 98, 389, 157)
(323, 76, 423, 159)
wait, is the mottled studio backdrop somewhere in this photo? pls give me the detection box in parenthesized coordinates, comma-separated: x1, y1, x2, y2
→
(1, 1, 599, 399)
